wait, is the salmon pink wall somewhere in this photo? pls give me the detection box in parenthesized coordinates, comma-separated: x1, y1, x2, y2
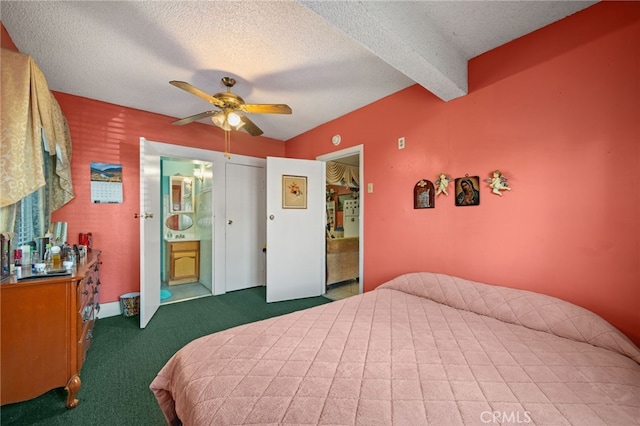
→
(1, 22, 17, 50)
(47, 94, 284, 304)
(285, 2, 640, 345)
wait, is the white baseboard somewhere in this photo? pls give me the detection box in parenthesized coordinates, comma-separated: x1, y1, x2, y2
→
(98, 301, 122, 318)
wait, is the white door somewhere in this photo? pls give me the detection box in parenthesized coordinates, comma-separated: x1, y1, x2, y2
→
(266, 157, 325, 303)
(139, 138, 162, 328)
(225, 163, 266, 292)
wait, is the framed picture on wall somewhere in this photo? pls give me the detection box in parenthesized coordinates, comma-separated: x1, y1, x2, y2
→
(455, 175, 480, 206)
(414, 179, 435, 209)
(282, 175, 307, 209)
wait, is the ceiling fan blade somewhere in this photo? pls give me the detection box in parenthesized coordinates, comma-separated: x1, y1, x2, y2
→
(237, 114, 263, 136)
(169, 81, 224, 107)
(172, 110, 218, 126)
(240, 104, 292, 114)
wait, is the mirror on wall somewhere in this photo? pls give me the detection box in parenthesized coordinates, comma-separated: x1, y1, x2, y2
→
(170, 175, 194, 213)
(165, 214, 194, 231)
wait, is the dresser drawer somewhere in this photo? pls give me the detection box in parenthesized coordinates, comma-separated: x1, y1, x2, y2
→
(75, 256, 100, 357)
(77, 297, 96, 341)
(77, 312, 95, 372)
(169, 241, 199, 252)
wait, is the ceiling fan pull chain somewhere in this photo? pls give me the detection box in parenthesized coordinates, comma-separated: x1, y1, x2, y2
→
(224, 130, 232, 159)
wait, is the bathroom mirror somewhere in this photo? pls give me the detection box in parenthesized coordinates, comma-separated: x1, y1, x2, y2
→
(165, 214, 194, 231)
(170, 176, 194, 213)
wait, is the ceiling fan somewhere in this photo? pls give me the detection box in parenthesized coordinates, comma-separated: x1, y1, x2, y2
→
(169, 76, 292, 137)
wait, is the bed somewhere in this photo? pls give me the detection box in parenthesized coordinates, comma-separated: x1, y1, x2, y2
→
(150, 272, 640, 425)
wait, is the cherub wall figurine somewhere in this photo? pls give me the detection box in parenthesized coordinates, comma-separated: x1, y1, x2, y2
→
(435, 173, 451, 196)
(485, 170, 511, 196)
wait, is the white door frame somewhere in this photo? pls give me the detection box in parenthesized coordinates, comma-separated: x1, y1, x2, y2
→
(316, 144, 364, 294)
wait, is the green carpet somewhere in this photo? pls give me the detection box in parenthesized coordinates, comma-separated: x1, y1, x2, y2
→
(0, 287, 332, 425)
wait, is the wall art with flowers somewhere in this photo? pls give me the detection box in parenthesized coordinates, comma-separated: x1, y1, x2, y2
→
(282, 175, 307, 209)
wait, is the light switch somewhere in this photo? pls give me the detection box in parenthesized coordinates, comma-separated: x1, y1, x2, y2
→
(367, 183, 373, 193)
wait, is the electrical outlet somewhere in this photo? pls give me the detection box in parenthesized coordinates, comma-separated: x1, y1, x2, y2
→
(367, 183, 374, 193)
(398, 137, 405, 149)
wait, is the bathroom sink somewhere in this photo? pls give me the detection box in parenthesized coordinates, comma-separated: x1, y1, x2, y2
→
(164, 237, 200, 242)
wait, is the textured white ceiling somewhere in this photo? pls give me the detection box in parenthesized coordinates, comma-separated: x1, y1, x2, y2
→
(1, 1, 596, 141)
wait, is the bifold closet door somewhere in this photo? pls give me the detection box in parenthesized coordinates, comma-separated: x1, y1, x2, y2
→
(225, 163, 266, 292)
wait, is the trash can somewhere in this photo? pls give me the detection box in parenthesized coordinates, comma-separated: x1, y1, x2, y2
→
(120, 292, 140, 317)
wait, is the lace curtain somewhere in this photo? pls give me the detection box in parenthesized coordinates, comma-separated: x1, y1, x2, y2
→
(326, 161, 359, 187)
(0, 48, 74, 236)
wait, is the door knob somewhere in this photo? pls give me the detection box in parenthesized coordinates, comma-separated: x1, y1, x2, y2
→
(134, 213, 154, 219)
(228, 220, 233, 225)
(269, 215, 275, 220)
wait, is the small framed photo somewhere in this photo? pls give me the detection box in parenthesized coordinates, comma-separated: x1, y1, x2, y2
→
(455, 175, 480, 206)
(282, 175, 307, 209)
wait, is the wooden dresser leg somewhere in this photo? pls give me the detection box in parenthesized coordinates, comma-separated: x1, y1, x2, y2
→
(65, 374, 81, 408)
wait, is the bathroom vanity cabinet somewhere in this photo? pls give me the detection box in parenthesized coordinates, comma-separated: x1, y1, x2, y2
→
(166, 240, 200, 285)
(0, 250, 101, 408)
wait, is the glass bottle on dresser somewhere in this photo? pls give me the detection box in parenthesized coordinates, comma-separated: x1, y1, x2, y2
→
(44, 244, 52, 269)
(50, 246, 61, 269)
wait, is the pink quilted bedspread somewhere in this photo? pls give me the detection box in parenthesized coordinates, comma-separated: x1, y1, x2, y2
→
(150, 273, 640, 425)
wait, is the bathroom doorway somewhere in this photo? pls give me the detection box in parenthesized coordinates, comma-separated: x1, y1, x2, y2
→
(160, 157, 213, 305)
(317, 145, 363, 300)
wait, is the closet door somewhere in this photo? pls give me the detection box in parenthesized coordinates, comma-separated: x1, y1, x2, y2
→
(225, 163, 266, 292)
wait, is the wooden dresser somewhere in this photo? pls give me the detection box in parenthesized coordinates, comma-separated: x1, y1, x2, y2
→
(0, 250, 101, 408)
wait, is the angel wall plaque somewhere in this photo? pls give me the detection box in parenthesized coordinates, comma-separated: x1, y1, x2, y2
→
(485, 170, 511, 196)
(435, 173, 451, 196)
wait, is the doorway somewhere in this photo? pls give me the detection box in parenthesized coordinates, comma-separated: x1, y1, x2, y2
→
(160, 157, 213, 305)
(317, 145, 363, 300)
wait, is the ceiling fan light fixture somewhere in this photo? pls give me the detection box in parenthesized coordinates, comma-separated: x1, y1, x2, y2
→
(227, 112, 241, 127)
(211, 113, 226, 129)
